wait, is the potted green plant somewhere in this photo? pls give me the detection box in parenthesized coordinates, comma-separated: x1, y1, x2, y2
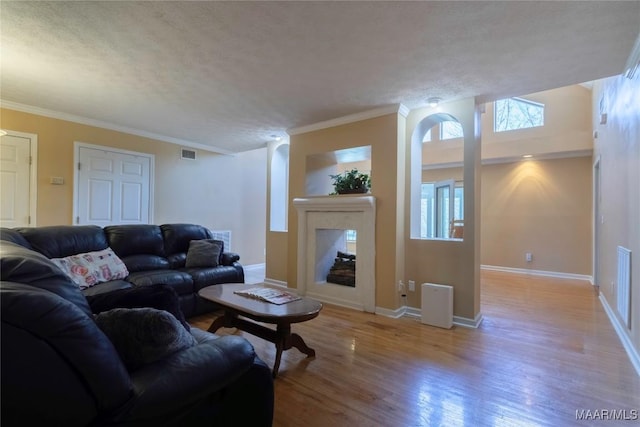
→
(329, 168, 371, 195)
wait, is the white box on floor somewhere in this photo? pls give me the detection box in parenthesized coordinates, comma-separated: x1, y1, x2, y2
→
(420, 283, 453, 329)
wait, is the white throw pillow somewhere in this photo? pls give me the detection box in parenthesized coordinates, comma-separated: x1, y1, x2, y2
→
(51, 247, 129, 289)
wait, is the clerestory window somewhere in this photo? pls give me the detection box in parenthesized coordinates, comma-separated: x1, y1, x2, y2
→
(494, 97, 544, 132)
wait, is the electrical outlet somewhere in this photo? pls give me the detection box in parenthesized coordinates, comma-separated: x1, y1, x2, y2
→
(526, 252, 532, 262)
(398, 280, 406, 293)
(408, 280, 415, 292)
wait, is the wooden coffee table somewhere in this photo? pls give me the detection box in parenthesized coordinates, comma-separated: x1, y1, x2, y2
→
(198, 283, 323, 377)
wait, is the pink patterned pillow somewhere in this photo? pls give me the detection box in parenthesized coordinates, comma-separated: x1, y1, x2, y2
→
(51, 247, 129, 290)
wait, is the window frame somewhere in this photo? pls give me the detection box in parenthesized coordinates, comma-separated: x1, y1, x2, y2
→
(493, 97, 545, 133)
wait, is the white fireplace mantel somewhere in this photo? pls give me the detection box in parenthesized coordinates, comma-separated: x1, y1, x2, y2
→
(293, 195, 376, 212)
(293, 195, 376, 312)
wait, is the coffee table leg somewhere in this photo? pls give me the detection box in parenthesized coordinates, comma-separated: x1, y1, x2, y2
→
(273, 341, 284, 378)
(289, 333, 316, 358)
(271, 324, 316, 378)
(208, 311, 236, 333)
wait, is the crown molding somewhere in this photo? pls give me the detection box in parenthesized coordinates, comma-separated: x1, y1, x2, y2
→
(288, 104, 408, 136)
(0, 100, 235, 155)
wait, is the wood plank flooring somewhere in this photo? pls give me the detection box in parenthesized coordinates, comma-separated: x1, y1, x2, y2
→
(189, 271, 640, 426)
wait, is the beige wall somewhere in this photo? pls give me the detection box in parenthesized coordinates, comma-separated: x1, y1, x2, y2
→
(592, 75, 640, 359)
(482, 157, 592, 274)
(423, 158, 592, 276)
(0, 108, 267, 265)
(286, 113, 404, 310)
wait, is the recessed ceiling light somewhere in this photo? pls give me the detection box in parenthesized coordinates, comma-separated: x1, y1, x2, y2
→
(270, 134, 282, 141)
(522, 154, 533, 158)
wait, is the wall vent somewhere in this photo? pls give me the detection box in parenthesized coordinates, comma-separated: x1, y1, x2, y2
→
(181, 148, 197, 160)
(617, 246, 632, 329)
(211, 230, 231, 251)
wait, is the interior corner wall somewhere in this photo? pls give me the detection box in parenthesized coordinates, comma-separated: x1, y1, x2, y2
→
(287, 113, 402, 310)
(592, 75, 640, 358)
(0, 108, 267, 265)
(404, 98, 481, 322)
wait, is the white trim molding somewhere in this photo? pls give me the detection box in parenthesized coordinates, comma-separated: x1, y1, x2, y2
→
(0, 100, 233, 155)
(453, 313, 484, 329)
(263, 278, 288, 288)
(599, 293, 640, 376)
(375, 306, 406, 319)
(380, 306, 483, 328)
(482, 264, 593, 283)
(243, 263, 266, 272)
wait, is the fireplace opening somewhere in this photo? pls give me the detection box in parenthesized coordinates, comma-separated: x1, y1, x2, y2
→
(315, 229, 357, 287)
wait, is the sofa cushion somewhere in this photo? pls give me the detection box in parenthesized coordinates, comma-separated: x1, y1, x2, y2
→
(0, 242, 94, 318)
(105, 225, 165, 258)
(186, 266, 244, 291)
(51, 248, 129, 290)
(185, 239, 224, 268)
(121, 254, 170, 273)
(126, 270, 194, 295)
(0, 227, 32, 249)
(86, 285, 190, 331)
(1, 282, 133, 415)
(17, 225, 108, 259)
(95, 307, 197, 371)
(161, 224, 213, 257)
(82, 280, 132, 297)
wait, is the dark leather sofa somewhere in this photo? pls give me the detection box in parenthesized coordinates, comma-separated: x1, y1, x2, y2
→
(0, 235, 274, 426)
(0, 223, 244, 318)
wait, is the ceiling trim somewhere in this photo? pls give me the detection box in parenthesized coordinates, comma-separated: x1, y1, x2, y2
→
(288, 103, 408, 136)
(0, 100, 235, 155)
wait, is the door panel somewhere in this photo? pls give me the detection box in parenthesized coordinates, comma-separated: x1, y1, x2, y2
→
(77, 146, 151, 226)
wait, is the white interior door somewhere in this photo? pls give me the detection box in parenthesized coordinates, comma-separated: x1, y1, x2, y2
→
(75, 144, 153, 226)
(1, 132, 36, 227)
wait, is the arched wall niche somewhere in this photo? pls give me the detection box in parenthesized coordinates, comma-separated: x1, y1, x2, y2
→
(409, 112, 464, 239)
(270, 142, 289, 231)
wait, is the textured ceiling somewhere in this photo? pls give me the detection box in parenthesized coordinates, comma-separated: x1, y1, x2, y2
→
(1, 1, 638, 153)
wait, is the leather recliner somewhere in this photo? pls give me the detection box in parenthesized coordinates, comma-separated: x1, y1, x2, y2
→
(0, 241, 274, 426)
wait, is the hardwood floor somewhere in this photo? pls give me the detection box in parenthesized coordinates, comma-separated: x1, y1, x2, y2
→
(190, 271, 640, 426)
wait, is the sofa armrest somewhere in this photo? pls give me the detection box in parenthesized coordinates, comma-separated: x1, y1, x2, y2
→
(220, 252, 240, 266)
(114, 335, 256, 423)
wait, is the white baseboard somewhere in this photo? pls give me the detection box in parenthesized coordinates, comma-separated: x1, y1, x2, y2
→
(599, 292, 640, 376)
(482, 264, 593, 283)
(263, 277, 288, 288)
(243, 263, 265, 272)
(453, 313, 484, 328)
(375, 306, 406, 318)
(304, 292, 366, 312)
(378, 306, 483, 328)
